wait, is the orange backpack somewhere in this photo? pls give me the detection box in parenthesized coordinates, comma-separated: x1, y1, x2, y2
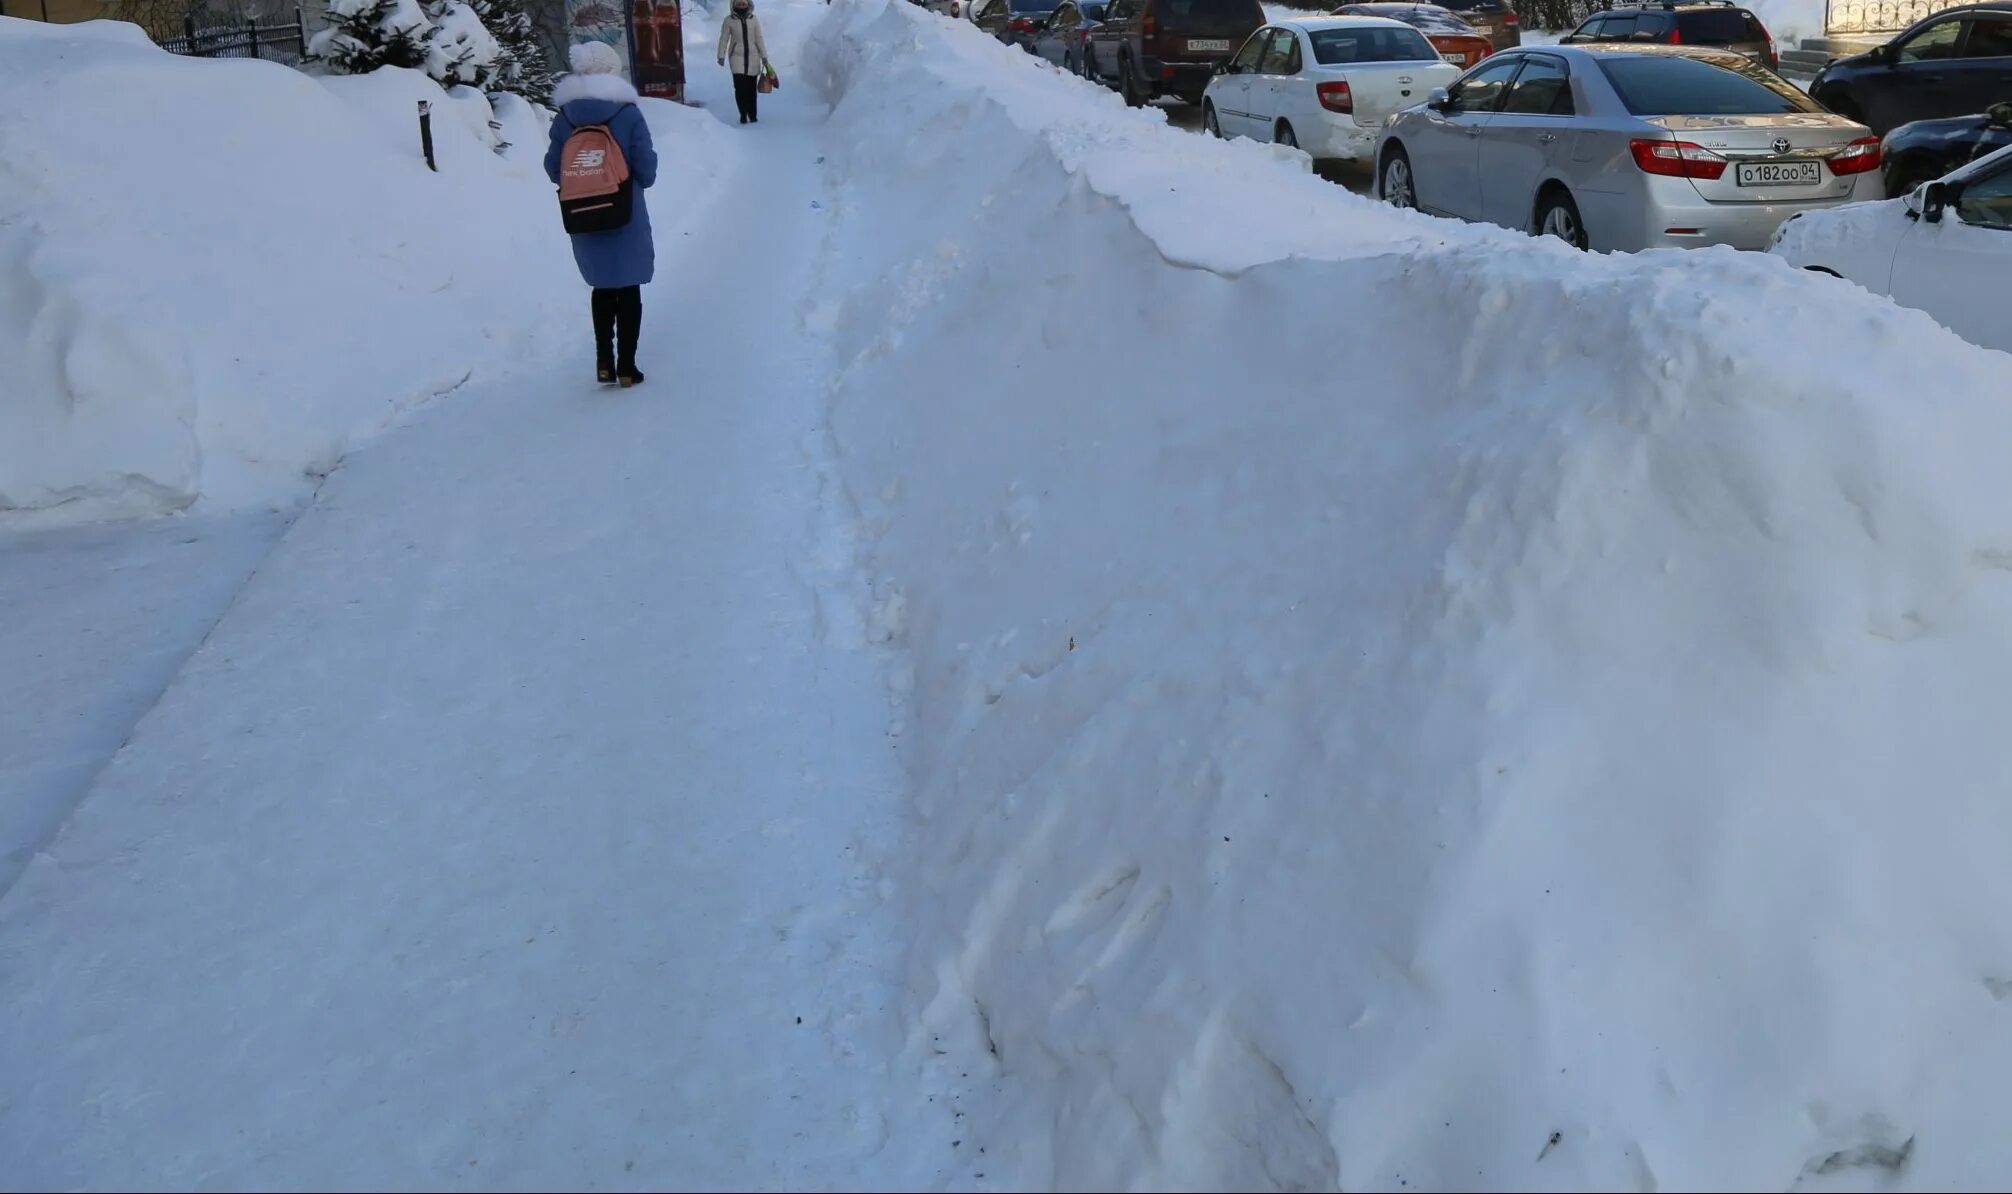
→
(557, 123, 633, 234)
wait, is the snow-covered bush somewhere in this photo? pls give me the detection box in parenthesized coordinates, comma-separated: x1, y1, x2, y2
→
(308, 0, 435, 74)
(310, 0, 520, 94)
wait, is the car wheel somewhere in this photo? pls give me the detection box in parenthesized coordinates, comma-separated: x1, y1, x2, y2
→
(1535, 189, 1589, 250)
(1204, 101, 1222, 138)
(1380, 146, 1416, 208)
(1120, 56, 1145, 107)
(1275, 120, 1297, 149)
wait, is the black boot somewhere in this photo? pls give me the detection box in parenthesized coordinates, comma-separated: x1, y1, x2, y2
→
(615, 286, 644, 387)
(591, 289, 618, 383)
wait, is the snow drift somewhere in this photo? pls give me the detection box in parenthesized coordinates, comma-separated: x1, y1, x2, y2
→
(0, 17, 725, 520)
(806, 2, 2012, 1189)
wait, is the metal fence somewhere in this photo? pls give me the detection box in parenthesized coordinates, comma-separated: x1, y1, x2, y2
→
(159, 8, 306, 61)
(1825, 0, 1966, 35)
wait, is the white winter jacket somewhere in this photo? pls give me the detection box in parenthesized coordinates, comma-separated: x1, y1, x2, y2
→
(717, 10, 770, 77)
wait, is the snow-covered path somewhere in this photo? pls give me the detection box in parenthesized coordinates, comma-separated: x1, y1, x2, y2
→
(0, 12, 953, 1189)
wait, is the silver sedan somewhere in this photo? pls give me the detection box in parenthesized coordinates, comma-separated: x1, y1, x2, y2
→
(1373, 44, 1885, 252)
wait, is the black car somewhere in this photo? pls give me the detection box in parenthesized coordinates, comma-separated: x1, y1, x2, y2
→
(1810, 3, 2012, 136)
(970, 0, 1063, 50)
(1084, 0, 1267, 105)
(1563, 0, 1777, 72)
(1881, 99, 2012, 193)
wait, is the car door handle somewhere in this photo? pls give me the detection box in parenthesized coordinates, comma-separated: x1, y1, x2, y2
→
(1466, 127, 1482, 138)
(1537, 133, 1557, 144)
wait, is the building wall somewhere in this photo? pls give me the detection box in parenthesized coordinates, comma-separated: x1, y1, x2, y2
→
(0, 0, 114, 22)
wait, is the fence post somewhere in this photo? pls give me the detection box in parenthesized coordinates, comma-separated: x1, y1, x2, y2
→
(247, 16, 259, 58)
(296, 6, 307, 56)
(183, 14, 198, 55)
(417, 100, 437, 172)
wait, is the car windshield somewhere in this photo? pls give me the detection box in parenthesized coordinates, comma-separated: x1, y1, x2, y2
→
(1009, 0, 1054, 11)
(1596, 54, 1820, 115)
(1082, 0, 1106, 14)
(1309, 25, 1439, 61)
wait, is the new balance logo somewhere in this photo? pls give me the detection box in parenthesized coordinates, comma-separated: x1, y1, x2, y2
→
(570, 148, 607, 170)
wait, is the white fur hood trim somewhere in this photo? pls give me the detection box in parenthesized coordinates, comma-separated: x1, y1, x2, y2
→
(552, 73, 641, 107)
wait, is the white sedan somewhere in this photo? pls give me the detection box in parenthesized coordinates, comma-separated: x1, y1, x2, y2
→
(1769, 143, 2012, 354)
(1203, 16, 1459, 163)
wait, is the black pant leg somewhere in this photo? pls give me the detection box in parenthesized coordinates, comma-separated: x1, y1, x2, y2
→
(591, 288, 617, 368)
(615, 286, 642, 372)
(734, 73, 757, 121)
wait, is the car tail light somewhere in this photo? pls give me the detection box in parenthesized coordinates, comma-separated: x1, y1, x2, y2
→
(1142, 9, 1155, 36)
(1667, 24, 1681, 43)
(1629, 138, 1728, 179)
(1826, 136, 1881, 175)
(1502, 9, 1518, 24)
(1009, 15, 1034, 30)
(1317, 80, 1353, 113)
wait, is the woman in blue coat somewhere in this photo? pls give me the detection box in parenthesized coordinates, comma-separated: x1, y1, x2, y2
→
(545, 41, 659, 386)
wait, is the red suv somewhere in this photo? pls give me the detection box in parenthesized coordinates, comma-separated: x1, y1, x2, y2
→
(1084, 0, 1268, 105)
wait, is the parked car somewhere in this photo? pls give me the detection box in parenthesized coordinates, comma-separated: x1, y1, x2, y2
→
(1031, 0, 1109, 71)
(1432, 0, 1520, 52)
(1332, 3, 1495, 67)
(1769, 143, 2012, 352)
(1376, 44, 1885, 250)
(1809, 3, 2012, 136)
(1881, 100, 2012, 194)
(1563, 0, 1778, 72)
(1084, 0, 1268, 105)
(970, 0, 1063, 50)
(1204, 17, 1461, 156)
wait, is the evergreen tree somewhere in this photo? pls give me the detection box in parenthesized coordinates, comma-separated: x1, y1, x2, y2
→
(308, 0, 435, 76)
(474, 0, 557, 105)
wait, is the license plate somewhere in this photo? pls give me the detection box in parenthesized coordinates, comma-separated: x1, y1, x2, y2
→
(1736, 160, 1821, 187)
(1443, 51, 1467, 63)
(1187, 38, 1230, 51)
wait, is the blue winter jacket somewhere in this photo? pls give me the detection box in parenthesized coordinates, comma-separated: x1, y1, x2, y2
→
(544, 79, 658, 289)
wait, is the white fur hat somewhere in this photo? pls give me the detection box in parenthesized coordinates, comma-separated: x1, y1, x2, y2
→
(569, 41, 624, 76)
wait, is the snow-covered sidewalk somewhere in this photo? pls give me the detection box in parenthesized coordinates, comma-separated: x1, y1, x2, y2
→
(0, 11, 961, 1188)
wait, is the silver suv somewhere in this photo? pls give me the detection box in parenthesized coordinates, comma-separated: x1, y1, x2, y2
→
(1374, 44, 1883, 251)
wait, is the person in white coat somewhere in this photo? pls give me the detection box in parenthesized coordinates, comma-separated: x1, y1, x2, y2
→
(716, 0, 771, 125)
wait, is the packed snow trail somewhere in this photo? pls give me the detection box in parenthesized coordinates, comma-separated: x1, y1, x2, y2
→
(0, 7, 967, 1189)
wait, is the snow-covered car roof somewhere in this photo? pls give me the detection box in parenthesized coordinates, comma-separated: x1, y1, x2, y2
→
(1275, 13, 1420, 29)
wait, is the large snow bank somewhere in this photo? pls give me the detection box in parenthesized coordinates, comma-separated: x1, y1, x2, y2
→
(0, 18, 725, 520)
(806, 1, 2012, 1189)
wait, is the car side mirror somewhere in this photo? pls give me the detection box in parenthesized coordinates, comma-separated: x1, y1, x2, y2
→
(1427, 86, 1451, 110)
(1917, 179, 1954, 223)
(1989, 100, 2012, 128)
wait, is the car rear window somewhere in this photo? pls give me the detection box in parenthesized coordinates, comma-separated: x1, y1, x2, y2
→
(1309, 25, 1439, 61)
(1010, 0, 1053, 11)
(1596, 53, 1819, 114)
(1403, 7, 1480, 32)
(1676, 9, 1765, 42)
(1154, 0, 1263, 28)
(1082, 0, 1106, 15)
(1435, 0, 1507, 10)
